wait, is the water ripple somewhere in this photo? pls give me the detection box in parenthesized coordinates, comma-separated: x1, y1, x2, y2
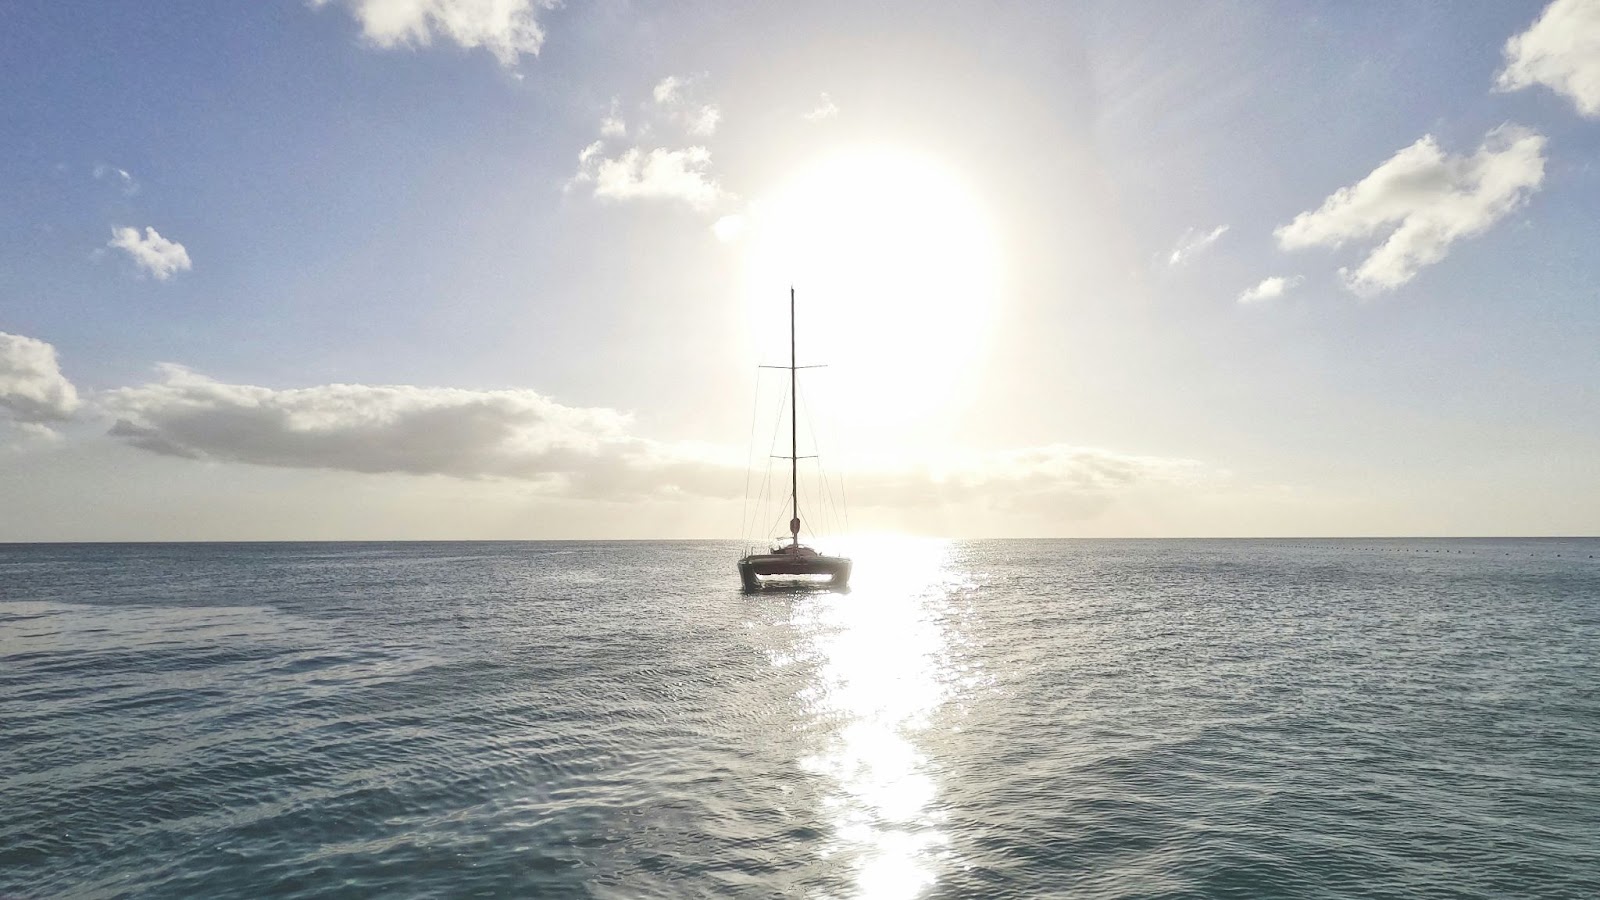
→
(2, 539, 1598, 898)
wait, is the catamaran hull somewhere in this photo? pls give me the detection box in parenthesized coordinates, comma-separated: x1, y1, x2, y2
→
(738, 555, 852, 591)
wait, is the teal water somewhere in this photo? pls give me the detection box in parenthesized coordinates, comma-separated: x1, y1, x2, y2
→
(2, 539, 1598, 898)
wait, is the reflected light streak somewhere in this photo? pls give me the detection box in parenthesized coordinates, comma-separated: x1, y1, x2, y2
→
(786, 535, 967, 898)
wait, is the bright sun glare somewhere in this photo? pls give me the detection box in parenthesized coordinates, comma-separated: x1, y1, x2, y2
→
(740, 147, 1002, 443)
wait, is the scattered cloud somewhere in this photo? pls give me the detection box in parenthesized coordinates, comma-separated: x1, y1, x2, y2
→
(571, 75, 730, 212)
(686, 104, 720, 136)
(600, 98, 626, 137)
(1167, 224, 1229, 266)
(577, 146, 726, 211)
(108, 226, 192, 280)
(1237, 275, 1302, 304)
(804, 93, 839, 122)
(648, 74, 718, 135)
(0, 332, 80, 425)
(310, 0, 553, 66)
(1496, 0, 1600, 117)
(652, 75, 683, 105)
(1275, 125, 1545, 295)
(93, 164, 139, 195)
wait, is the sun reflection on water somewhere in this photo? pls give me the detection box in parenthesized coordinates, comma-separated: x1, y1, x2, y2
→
(782, 535, 968, 898)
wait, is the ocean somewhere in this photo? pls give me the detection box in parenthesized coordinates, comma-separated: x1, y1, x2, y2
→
(2, 538, 1597, 899)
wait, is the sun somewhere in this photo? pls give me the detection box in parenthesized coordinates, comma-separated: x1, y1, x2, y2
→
(737, 146, 1003, 448)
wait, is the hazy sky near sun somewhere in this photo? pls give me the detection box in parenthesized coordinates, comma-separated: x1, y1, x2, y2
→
(3, 0, 1599, 540)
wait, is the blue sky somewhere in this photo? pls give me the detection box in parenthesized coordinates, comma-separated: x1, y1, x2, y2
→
(2, 0, 1597, 539)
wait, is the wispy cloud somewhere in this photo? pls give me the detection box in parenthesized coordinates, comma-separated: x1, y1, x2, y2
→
(649, 74, 718, 135)
(1167, 224, 1229, 265)
(685, 104, 720, 137)
(1275, 125, 1545, 295)
(1496, 0, 1600, 117)
(108, 226, 192, 280)
(93, 163, 139, 196)
(804, 93, 839, 122)
(310, 0, 554, 66)
(1237, 275, 1301, 304)
(599, 98, 626, 137)
(846, 445, 1213, 513)
(0, 331, 80, 425)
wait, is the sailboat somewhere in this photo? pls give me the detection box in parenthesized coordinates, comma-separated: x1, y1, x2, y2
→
(738, 288, 853, 591)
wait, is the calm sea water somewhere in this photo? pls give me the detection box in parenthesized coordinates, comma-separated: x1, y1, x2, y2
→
(2, 539, 1598, 899)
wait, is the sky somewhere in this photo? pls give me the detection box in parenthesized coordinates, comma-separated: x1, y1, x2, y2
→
(2, 0, 1598, 540)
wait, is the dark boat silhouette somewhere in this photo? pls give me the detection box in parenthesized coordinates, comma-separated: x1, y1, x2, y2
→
(738, 289, 852, 591)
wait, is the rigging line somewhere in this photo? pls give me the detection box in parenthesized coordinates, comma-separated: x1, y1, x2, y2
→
(795, 382, 823, 536)
(821, 462, 840, 536)
(813, 379, 850, 533)
(818, 457, 841, 537)
(751, 442, 777, 543)
(739, 368, 763, 543)
(810, 458, 836, 539)
(753, 380, 790, 542)
(836, 419, 850, 531)
(798, 382, 842, 535)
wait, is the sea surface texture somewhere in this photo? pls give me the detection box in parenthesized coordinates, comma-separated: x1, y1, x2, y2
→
(2, 539, 1598, 899)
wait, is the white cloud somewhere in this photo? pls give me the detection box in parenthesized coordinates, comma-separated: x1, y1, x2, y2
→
(1496, 0, 1600, 117)
(804, 93, 839, 122)
(1237, 275, 1301, 304)
(93, 164, 139, 195)
(102, 365, 739, 499)
(653, 75, 683, 105)
(108, 226, 192, 280)
(578, 146, 727, 211)
(1275, 125, 1546, 295)
(0, 332, 80, 424)
(686, 104, 720, 136)
(1167, 224, 1229, 266)
(311, 0, 553, 66)
(571, 77, 730, 212)
(648, 75, 718, 134)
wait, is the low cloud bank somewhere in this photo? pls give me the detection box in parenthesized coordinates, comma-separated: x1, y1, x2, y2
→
(102, 367, 1210, 511)
(103, 365, 734, 498)
(846, 445, 1210, 515)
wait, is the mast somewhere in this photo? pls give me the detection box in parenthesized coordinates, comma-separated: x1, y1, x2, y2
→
(789, 287, 800, 547)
